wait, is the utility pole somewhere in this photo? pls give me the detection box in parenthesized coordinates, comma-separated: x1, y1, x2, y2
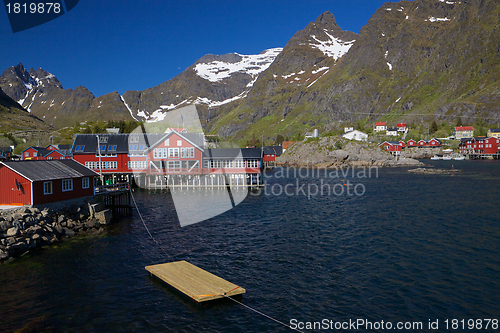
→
(96, 134, 104, 186)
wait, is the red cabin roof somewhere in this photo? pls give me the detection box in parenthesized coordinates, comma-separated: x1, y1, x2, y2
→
(455, 126, 474, 131)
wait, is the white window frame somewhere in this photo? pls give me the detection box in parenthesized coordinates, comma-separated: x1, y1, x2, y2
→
(168, 148, 179, 158)
(43, 181, 53, 195)
(62, 179, 73, 192)
(165, 139, 170, 146)
(177, 140, 182, 146)
(82, 177, 90, 189)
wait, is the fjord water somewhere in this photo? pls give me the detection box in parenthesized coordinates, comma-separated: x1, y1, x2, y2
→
(2, 161, 500, 332)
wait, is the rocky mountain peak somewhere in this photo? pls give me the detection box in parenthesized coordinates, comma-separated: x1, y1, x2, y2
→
(314, 11, 338, 29)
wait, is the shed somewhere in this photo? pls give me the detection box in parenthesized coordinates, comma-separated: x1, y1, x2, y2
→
(0, 159, 97, 206)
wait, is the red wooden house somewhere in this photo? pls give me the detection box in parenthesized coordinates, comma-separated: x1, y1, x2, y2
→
(203, 148, 262, 174)
(406, 139, 417, 147)
(0, 147, 13, 160)
(21, 145, 72, 160)
(145, 131, 205, 175)
(263, 146, 283, 163)
(459, 137, 500, 154)
(399, 141, 406, 148)
(379, 141, 402, 156)
(428, 138, 442, 147)
(0, 160, 97, 206)
(397, 123, 408, 132)
(21, 147, 51, 160)
(417, 140, 427, 147)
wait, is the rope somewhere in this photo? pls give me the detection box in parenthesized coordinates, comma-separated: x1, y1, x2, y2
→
(223, 295, 305, 333)
(129, 188, 303, 332)
(129, 189, 174, 262)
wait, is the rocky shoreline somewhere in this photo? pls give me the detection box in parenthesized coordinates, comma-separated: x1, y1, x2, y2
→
(277, 138, 424, 168)
(0, 199, 113, 262)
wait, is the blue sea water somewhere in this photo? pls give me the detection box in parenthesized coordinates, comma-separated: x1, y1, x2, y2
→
(1, 160, 500, 332)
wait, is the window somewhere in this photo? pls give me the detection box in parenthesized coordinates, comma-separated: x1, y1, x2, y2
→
(33, 152, 38, 157)
(128, 161, 147, 169)
(25, 152, 29, 157)
(167, 161, 181, 171)
(62, 179, 73, 192)
(99, 145, 106, 151)
(154, 148, 168, 159)
(82, 177, 90, 189)
(248, 160, 259, 168)
(84, 161, 117, 170)
(181, 147, 195, 158)
(177, 140, 182, 146)
(43, 181, 53, 195)
(168, 148, 179, 158)
(108, 145, 117, 151)
(99, 136, 108, 143)
(130, 136, 139, 143)
(165, 139, 170, 146)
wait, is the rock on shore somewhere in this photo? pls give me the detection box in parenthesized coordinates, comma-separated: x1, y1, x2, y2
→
(277, 138, 424, 168)
(0, 201, 113, 262)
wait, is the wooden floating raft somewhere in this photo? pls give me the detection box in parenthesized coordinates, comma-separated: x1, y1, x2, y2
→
(145, 260, 245, 302)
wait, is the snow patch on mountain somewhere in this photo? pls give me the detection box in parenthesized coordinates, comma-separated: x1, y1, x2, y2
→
(426, 17, 451, 22)
(194, 48, 282, 82)
(309, 29, 355, 60)
(120, 95, 139, 121)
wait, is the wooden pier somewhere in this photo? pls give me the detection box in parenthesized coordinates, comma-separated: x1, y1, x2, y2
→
(145, 261, 245, 302)
(95, 183, 133, 217)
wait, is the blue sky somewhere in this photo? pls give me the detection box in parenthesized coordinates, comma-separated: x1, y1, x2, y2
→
(0, 0, 395, 97)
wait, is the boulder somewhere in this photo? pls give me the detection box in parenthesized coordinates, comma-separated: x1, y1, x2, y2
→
(0, 220, 12, 232)
(95, 209, 113, 225)
(57, 215, 66, 223)
(0, 249, 9, 260)
(6, 227, 19, 237)
(53, 224, 63, 235)
(5, 237, 15, 246)
(25, 216, 36, 227)
(63, 228, 75, 237)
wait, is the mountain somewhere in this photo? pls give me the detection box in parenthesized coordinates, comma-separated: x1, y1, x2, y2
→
(0, 64, 132, 128)
(120, 48, 282, 124)
(1, 0, 499, 139)
(209, 10, 358, 137)
(0, 48, 282, 128)
(209, 0, 500, 141)
(0, 85, 48, 132)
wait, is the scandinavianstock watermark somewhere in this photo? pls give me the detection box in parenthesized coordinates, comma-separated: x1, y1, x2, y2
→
(252, 164, 379, 200)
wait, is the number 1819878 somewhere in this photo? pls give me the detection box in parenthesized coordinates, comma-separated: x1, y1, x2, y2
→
(6, 2, 61, 14)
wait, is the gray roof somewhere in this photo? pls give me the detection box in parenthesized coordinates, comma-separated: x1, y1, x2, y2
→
(263, 146, 283, 156)
(1, 159, 98, 182)
(204, 148, 262, 159)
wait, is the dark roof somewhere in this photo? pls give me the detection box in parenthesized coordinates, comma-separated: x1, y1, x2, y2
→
(73, 132, 205, 154)
(23, 146, 52, 156)
(489, 128, 500, 133)
(387, 127, 398, 131)
(72, 133, 164, 154)
(1, 159, 98, 182)
(0, 147, 12, 152)
(263, 146, 283, 156)
(204, 148, 262, 159)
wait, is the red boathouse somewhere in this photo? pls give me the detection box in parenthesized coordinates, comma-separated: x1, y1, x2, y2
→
(0, 160, 97, 206)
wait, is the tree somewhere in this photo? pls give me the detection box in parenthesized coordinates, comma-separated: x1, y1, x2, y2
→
(275, 134, 284, 145)
(429, 120, 438, 134)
